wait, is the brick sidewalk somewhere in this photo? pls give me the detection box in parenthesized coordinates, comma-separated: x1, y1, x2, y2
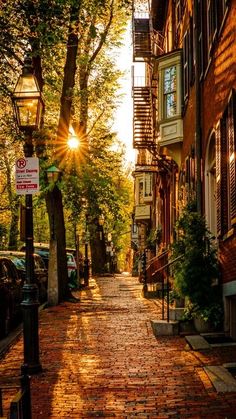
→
(0, 275, 236, 418)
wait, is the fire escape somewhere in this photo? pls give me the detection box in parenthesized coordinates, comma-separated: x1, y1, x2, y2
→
(132, 14, 154, 152)
(132, 10, 164, 154)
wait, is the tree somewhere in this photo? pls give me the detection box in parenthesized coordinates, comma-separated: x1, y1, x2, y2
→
(0, 0, 132, 296)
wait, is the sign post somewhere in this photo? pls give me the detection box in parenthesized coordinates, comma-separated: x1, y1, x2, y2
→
(15, 157, 39, 195)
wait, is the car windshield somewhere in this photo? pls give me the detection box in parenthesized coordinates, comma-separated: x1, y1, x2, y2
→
(11, 256, 25, 269)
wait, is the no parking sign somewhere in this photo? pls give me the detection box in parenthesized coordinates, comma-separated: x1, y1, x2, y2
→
(15, 157, 39, 194)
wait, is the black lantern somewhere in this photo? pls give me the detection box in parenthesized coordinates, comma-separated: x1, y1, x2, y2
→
(12, 54, 43, 131)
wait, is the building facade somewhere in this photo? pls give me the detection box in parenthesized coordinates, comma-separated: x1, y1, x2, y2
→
(132, 0, 236, 338)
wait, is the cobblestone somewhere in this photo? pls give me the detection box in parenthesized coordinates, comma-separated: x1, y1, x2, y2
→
(0, 274, 236, 418)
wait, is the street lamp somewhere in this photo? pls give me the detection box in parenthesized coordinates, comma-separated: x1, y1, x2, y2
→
(46, 165, 62, 184)
(12, 53, 43, 374)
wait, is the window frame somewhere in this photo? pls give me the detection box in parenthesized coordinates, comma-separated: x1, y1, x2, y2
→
(163, 66, 177, 119)
(216, 90, 236, 237)
(207, 0, 217, 59)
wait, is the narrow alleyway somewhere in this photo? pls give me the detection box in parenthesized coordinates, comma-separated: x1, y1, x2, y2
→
(1, 274, 236, 418)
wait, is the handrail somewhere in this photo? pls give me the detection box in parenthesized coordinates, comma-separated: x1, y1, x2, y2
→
(151, 254, 184, 276)
(145, 253, 184, 323)
(146, 249, 169, 271)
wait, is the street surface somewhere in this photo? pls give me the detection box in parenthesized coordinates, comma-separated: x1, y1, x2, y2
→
(0, 274, 236, 418)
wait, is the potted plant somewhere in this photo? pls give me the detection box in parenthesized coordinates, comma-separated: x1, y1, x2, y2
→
(192, 302, 224, 332)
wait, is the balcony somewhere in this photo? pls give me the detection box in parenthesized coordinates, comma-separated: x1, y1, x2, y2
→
(132, 14, 164, 62)
(135, 204, 151, 221)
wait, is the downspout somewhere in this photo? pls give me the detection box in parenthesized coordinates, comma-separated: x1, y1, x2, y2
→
(194, 0, 202, 213)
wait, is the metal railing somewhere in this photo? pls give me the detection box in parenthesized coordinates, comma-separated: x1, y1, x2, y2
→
(142, 251, 184, 322)
(150, 255, 184, 322)
(0, 366, 31, 419)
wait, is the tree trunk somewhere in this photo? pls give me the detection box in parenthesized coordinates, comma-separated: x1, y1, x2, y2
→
(51, 5, 80, 301)
(45, 186, 68, 302)
(89, 222, 106, 275)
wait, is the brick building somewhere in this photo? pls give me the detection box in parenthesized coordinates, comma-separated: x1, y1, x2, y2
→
(132, 0, 236, 338)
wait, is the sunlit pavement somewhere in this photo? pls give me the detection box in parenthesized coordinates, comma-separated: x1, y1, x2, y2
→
(1, 274, 236, 418)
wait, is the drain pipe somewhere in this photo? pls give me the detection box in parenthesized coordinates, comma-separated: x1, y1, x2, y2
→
(194, 0, 202, 214)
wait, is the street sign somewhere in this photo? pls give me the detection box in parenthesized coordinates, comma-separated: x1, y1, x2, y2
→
(15, 157, 39, 195)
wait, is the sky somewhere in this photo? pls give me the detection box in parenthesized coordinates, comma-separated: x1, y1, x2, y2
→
(112, 22, 136, 165)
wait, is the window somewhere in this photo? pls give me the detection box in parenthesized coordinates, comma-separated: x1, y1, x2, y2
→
(227, 93, 236, 224)
(207, 0, 217, 57)
(138, 180, 144, 204)
(163, 66, 177, 118)
(157, 50, 182, 143)
(176, 0, 185, 27)
(216, 0, 230, 31)
(183, 32, 189, 101)
(216, 90, 236, 236)
(144, 173, 153, 199)
(197, 0, 204, 79)
(135, 173, 153, 205)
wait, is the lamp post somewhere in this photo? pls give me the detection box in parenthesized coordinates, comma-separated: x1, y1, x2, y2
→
(84, 214, 90, 287)
(98, 214, 105, 240)
(12, 53, 43, 374)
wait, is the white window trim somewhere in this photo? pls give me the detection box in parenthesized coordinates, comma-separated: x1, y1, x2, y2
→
(157, 50, 182, 124)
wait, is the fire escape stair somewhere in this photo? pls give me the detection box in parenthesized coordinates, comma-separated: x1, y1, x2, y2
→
(133, 86, 154, 149)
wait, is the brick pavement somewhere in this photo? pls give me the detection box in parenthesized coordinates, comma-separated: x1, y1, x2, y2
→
(0, 274, 236, 418)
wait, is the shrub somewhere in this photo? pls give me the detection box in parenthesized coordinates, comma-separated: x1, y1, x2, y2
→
(172, 201, 219, 309)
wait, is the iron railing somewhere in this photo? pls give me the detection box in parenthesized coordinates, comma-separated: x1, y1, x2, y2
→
(0, 366, 31, 419)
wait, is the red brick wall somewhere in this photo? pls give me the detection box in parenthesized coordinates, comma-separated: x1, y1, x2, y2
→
(202, 2, 236, 156)
(202, 2, 236, 286)
(219, 235, 236, 284)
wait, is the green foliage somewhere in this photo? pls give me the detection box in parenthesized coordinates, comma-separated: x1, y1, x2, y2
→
(181, 301, 224, 329)
(0, 0, 133, 270)
(146, 227, 162, 251)
(172, 201, 219, 309)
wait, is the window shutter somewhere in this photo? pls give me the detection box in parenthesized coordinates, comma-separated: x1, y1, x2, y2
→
(221, 115, 229, 234)
(228, 91, 236, 224)
(215, 120, 222, 235)
(216, 117, 228, 236)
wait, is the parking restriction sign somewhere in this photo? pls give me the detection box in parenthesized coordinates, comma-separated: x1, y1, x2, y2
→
(15, 157, 39, 195)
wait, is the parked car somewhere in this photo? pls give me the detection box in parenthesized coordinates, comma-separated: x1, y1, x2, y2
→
(0, 256, 24, 338)
(67, 252, 77, 279)
(21, 243, 77, 281)
(20, 243, 50, 269)
(0, 251, 48, 303)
